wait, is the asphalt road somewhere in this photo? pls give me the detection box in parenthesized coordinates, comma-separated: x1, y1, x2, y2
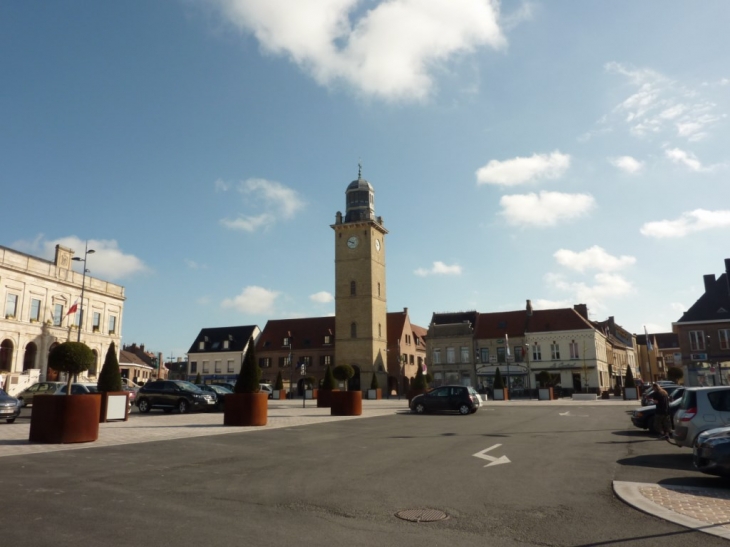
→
(2, 404, 728, 547)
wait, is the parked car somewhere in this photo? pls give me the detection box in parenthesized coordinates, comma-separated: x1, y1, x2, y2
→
(211, 382, 274, 398)
(630, 397, 683, 432)
(56, 382, 99, 395)
(135, 380, 216, 414)
(640, 383, 680, 406)
(196, 384, 232, 410)
(16, 381, 65, 407)
(673, 386, 730, 448)
(693, 426, 730, 477)
(410, 385, 481, 415)
(0, 388, 22, 423)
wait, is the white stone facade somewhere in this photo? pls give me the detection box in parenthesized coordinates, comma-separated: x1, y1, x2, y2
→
(0, 244, 125, 387)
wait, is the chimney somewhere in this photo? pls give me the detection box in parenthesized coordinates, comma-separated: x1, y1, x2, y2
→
(403, 307, 408, 315)
(526, 299, 533, 316)
(140, 344, 145, 352)
(573, 304, 588, 320)
(704, 274, 716, 294)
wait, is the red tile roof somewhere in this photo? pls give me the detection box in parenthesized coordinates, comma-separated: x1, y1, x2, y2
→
(256, 317, 335, 352)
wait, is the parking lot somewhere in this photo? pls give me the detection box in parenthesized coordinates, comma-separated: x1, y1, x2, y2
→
(0, 399, 728, 546)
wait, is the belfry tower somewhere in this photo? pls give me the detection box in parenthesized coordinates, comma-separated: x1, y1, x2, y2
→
(331, 166, 388, 389)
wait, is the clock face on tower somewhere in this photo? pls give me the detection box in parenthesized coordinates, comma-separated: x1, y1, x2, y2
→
(347, 236, 359, 249)
(375, 239, 381, 251)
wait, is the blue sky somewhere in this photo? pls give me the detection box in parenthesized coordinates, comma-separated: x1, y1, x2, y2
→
(2, 1, 729, 360)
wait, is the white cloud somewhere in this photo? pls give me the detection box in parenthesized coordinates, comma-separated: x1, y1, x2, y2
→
(211, 0, 506, 101)
(220, 177, 304, 232)
(309, 291, 334, 303)
(545, 272, 635, 312)
(609, 155, 643, 173)
(664, 148, 710, 172)
(530, 298, 573, 310)
(640, 209, 730, 238)
(214, 178, 230, 192)
(185, 259, 207, 269)
(476, 151, 570, 186)
(602, 62, 724, 142)
(499, 191, 595, 227)
(670, 302, 685, 313)
(553, 246, 636, 273)
(11, 235, 148, 280)
(414, 261, 462, 277)
(221, 285, 280, 314)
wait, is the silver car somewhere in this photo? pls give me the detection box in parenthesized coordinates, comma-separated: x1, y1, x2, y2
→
(673, 386, 730, 448)
(16, 381, 65, 407)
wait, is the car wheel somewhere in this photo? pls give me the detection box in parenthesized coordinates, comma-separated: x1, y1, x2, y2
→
(414, 403, 426, 414)
(459, 404, 471, 415)
(178, 399, 189, 414)
(137, 399, 151, 413)
(6, 418, 15, 424)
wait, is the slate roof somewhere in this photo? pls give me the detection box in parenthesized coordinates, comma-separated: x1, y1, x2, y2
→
(119, 350, 152, 368)
(677, 271, 730, 323)
(525, 308, 594, 333)
(430, 311, 478, 327)
(636, 332, 679, 349)
(187, 325, 259, 354)
(475, 310, 528, 338)
(256, 317, 335, 352)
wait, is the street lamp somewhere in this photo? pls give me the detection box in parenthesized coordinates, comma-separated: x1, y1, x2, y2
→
(286, 331, 293, 398)
(71, 241, 95, 343)
(525, 341, 532, 400)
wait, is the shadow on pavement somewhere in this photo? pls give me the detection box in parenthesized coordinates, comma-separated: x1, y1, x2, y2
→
(617, 452, 693, 471)
(659, 476, 730, 489)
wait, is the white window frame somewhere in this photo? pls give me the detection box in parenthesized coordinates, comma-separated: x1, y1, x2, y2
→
(569, 341, 579, 359)
(460, 347, 469, 363)
(202, 361, 210, 373)
(432, 349, 441, 365)
(551, 342, 560, 360)
(689, 330, 705, 351)
(446, 347, 456, 364)
(5, 293, 18, 318)
(720, 329, 730, 351)
(532, 345, 542, 361)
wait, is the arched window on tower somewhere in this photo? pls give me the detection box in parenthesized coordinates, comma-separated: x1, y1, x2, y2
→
(378, 323, 381, 338)
(351, 323, 357, 338)
(350, 281, 356, 296)
(377, 282, 381, 297)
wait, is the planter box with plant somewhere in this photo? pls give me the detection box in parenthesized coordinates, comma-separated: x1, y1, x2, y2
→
(97, 342, 129, 422)
(367, 372, 382, 400)
(331, 364, 361, 416)
(317, 365, 338, 407)
(273, 370, 287, 400)
(492, 368, 509, 401)
(224, 337, 267, 426)
(623, 366, 639, 400)
(536, 370, 555, 401)
(30, 341, 101, 443)
(408, 365, 428, 404)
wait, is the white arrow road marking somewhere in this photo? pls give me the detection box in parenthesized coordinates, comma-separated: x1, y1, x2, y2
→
(473, 444, 511, 467)
(559, 411, 571, 416)
(559, 410, 589, 417)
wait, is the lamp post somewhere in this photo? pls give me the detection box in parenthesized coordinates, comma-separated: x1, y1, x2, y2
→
(525, 341, 532, 400)
(71, 241, 95, 343)
(286, 331, 293, 398)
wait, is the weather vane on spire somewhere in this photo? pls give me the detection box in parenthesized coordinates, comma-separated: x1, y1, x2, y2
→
(358, 159, 362, 179)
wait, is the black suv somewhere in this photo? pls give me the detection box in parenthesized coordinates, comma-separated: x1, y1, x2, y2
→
(135, 380, 216, 414)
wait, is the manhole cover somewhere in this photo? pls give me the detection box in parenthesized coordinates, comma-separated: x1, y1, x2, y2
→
(395, 509, 448, 523)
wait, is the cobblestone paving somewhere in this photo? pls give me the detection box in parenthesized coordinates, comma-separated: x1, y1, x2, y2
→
(638, 484, 730, 531)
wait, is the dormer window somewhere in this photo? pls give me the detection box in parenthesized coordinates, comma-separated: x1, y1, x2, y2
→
(283, 337, 291, 347)
(223, 340, 230, 350)
(324, 335, 331, 345)
(199, 341, 205, 350)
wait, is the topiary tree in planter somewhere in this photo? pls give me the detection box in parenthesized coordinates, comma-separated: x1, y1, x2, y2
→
(31, 341, 100, 443)
(370, 372, 380, 390)
(493, 368, 505, 389)
(234, 337, 261, 393)
(275, 370, 284, 390)
(411, 365, 427, 391)
(331, 364, 361, 416)
(225, 338, 266, 426)
(49, 341, 95, 394)
(667, 366, 683, 384)
(322, 365, 337, 390)
(97, 342, 122, 392)
(195, 372, 202, 384)
(333, 364, 354, 391)
(624, 366, 636, 388)
(536, 370, 551, 388)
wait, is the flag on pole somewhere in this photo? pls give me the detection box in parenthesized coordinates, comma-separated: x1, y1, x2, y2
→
(66, 300, 79, 317)
(644, 326, 653, 351)
(505, 333, 510, 357)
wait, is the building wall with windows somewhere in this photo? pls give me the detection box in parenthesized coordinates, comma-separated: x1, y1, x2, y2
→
(0, 244, 124, 387)
(672, 259, 730, 387)
(426, 312, 477, 388)
(186, 325, 261, 384)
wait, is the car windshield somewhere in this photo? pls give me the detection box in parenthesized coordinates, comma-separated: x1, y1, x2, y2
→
(467, 387, 479, 395)
(175, 381, 202, 393)
(210, 385, 232, 394)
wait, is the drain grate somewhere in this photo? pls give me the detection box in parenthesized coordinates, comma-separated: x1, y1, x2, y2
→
(395, 509, 448, 523)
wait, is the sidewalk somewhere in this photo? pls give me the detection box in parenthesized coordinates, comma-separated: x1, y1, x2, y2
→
(614, 481, 730, 541)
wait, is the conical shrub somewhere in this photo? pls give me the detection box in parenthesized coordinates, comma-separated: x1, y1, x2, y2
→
(234, 337, 261, 393)
(97, 342, 122, 392)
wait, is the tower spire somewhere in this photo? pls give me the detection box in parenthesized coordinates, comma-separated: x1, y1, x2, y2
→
(358, 159, 362, 180)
